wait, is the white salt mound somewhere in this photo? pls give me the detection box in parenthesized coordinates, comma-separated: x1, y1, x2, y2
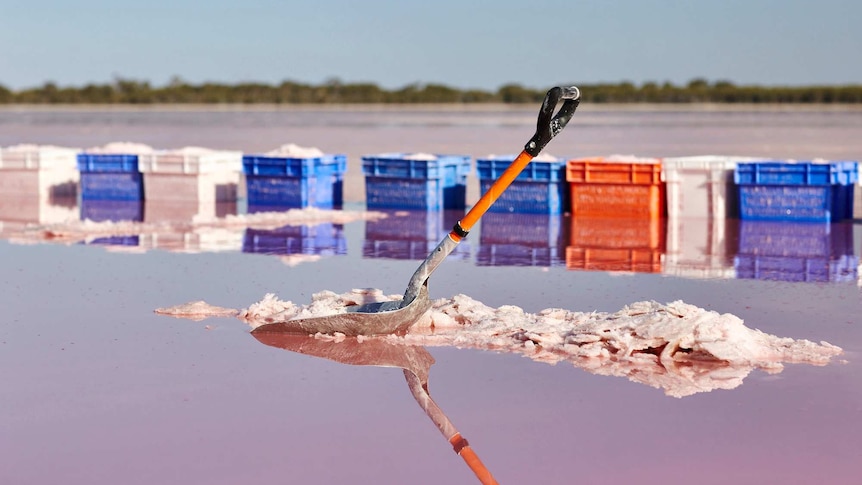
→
(229, 291, 843, 398)
(605, 154, 660, 163)
(2, 144, 78, 152)
(85, 142, 155, 154)
(403, 153, 438, 161)
(264, 143, 325, 158)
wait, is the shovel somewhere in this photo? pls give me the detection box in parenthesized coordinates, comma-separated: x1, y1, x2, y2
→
(252, 85, 580, 336)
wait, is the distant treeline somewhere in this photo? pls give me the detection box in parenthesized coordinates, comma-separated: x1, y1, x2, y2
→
(1, 78, 861, 104)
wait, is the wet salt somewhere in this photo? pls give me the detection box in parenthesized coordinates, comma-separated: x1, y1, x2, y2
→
(160, 290, 844, 398)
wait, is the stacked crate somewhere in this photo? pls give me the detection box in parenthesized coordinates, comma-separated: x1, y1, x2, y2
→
(661, 155, 756, 279)
(734, 161, 857, 222)
(474, 154, 567, 267)
(78, 144, 149, 223)
(139, 147, 242, 222)
(0, 144, 79, 225)
(361, 153, 471, 211)
(242, 150, 347, 212)
(565, 156, 666, 272)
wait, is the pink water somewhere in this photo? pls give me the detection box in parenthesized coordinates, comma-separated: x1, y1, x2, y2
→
(1, 106, 861, 484)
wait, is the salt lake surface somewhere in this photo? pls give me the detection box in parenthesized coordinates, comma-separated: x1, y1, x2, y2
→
(1, 105, 861, 484)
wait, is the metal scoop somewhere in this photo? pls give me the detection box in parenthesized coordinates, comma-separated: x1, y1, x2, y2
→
(252, 85, 580, 336)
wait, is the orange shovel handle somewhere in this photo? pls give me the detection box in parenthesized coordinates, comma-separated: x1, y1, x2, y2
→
(451, 150, 533, 241)
(449, 85, 580, 242)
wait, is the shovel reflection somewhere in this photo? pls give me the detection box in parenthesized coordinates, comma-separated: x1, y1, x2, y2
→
(252, 332, 499, 485)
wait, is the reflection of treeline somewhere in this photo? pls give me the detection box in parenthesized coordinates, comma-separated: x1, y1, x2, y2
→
(1, 78, 861, 104)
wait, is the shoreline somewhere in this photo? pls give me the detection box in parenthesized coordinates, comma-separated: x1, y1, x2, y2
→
(2, 102, 862, 113)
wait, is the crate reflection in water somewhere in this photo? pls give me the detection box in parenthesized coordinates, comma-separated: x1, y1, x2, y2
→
(734, 220, 857, 283)
(363, 210, 470, 260)
(566, 217, 667, 273)
(243, 223, 347, 256)
(78, 199, 143, 247)
(477, 212, 564, 267)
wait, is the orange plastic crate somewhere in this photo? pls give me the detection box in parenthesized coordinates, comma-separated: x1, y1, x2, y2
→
(566, 157, 665, 218)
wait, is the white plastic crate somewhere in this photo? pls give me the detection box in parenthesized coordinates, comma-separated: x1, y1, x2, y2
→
(664, 215, 734, 279)
(662, 155, 760, 220)
(0, 145, 80, 196)
(139, 148, 243, 202)
(0, 145, 80, 170)
(137, 147, 243, 174)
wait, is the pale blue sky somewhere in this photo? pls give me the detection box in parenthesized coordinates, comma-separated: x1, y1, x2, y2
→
(1, 0, 860, 90)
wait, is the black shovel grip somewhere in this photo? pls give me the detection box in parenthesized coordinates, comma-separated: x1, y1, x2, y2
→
(524, 86, 580, 156)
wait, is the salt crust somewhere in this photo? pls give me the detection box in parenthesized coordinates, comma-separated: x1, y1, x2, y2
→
(225, 290, 843, 398)
(263, 143, 325, 158)
(84, 142, 155, 154)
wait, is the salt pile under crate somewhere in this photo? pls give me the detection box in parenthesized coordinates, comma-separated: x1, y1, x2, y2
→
(363, 210, 469, 261)
(0, 144, 80, 225)
(477, 212, 564, 267)
(242, 145, 347, 212)
(78, 142, 150, 201)
(475, 153, 567, 214)
(361, 153, 471, 210)
(734, 160, 858, 222)
(734, 220, 857, 283)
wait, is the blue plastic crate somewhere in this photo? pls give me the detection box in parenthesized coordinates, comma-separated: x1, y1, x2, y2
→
(80, 172, 144, 201)
(734, 254, 858, 283)
(313, 155, 347, 209)
(735, 161, 858, 186)
(246, 175, 316, 208)
(243, 154, 346, 208)
(80, 199, 144, 222)
(242, 223, 347, 256)
(361, 154, 471, 210)
(242, 155, 317, 177)
(77, 154, 140, 173)
(476, 156, 567, 214)
(737, 220, 854, 258)
(735, 161, 858, 222)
